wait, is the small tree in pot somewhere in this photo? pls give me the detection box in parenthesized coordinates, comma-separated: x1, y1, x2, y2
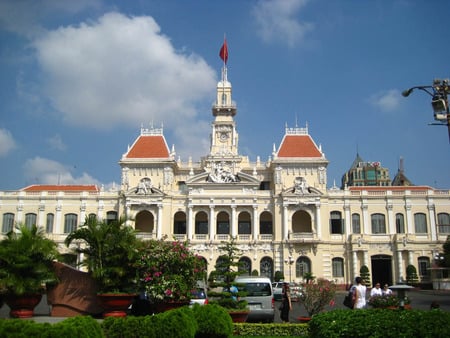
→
(0, 224, 60, 317)
(65, 216, 143, 317)
(208, 238, 249, 321)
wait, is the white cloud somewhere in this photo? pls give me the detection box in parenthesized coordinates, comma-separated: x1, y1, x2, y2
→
(252, 0, 314, 48)
(0, 128, 16, 157)
(369, 89, 401, 112)
(32, 13, 216, 131)
(23, 156, 101, 186)
(47, 134, 67, 151)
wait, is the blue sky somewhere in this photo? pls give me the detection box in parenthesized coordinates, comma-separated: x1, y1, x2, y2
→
(0, 0, 449, 190)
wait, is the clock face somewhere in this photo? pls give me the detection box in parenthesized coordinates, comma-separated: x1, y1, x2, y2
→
(219, 132, 229, 142)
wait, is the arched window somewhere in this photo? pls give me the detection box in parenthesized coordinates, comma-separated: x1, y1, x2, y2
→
(352, 213, 361, 234)
(437, 213, 450, 234)
(173, 211, 187, 234)
(195, 211, 208, 235)
(330, 211, 344, 234)
(238, 211, 251, 235)
(239, 257, 252, 275)
(216, 211, 230, 235)
(260, 257, 273, 279)
(371, 213, 386, 234)
(396, 213, 405, 233)
(2, 213, 14, 233)
(64, 213, 78, 234)
(414, 213, 427, 233)
(46, 213, 54, 233)
(332, 257, 344, 277)
(418, 257, 430, 278)
(25, 213, 37, 229)
(259, 211, 273, 235)
(295, 257, 311, 278)
(292, 210, 312, 233)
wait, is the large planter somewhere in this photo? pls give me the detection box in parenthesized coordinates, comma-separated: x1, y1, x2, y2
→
(154, 300, 190, 313)
(5, 293, 42, 318)
(97, 293, 136, 317)
(298, 316, 312, 323)
(228, 310, 249, 323)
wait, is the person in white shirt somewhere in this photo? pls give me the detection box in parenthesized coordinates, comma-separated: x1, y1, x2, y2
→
(382, 284, 392, 295)
(353, 276, 367, 309)
(370, 282, 382, 297)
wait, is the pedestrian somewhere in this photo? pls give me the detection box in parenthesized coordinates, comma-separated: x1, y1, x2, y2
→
(353, 276, 367, 309)
(382, 284, 392, 296)
(280, 282, 292, 322)
(370, 282, 382, 297)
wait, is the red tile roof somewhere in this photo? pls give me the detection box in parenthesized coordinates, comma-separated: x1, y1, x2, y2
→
(23, 185, 99, 192)
(125, 135, 170, 158)
(277, 135, 322, 158)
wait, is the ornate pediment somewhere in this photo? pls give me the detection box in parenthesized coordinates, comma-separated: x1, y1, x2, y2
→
(282, 177, 322, 196)
(124, 177, 164, 197)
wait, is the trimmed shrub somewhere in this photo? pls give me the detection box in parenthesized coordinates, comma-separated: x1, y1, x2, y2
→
(51, 316, 103, 337)
(102, 315, 157, 338)
(156, 306, 197, 338)
(308, 309, 450, 338)
(192, 303, 233, 338)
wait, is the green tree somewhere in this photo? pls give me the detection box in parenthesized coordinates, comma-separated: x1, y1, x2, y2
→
(442, 235, 450, 267)
(208, 237, 248, 310)
(274, 270, 284, 282)
(360, 265, 371, 285)
(0, 224, 60, 295)
(406, 264, 419, 284)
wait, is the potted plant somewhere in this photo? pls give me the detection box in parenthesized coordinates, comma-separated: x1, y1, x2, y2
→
(64, 216, 142, 317)
(208, 238, 249, 322)
(299, 278, 336, 319)
(135, 236, 206, 313)
(0, 224, 60, 318)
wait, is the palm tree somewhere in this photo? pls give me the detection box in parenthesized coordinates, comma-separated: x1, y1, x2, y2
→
(65, 216, 142, 293)
(0, 224, 59, 296)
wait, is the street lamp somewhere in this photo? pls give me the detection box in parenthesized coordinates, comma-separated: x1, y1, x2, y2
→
(402, 78, 450, 142)
(284, 256, 295, 283)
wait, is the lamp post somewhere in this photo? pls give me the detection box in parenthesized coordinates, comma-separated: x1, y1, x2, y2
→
(284, 256, 295, 283)
(402, 79, 450, 142)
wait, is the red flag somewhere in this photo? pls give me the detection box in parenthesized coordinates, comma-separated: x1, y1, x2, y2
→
(219, 39, 228, 64)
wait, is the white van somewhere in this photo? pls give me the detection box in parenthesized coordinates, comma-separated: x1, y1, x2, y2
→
(234, 276, 274, 323)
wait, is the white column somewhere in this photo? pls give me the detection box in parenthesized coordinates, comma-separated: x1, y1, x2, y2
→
(283, 205, 289, 240)
(343, 204, 350, 237)
(209, 206, 215, 241)
(16, 203, 24, 224)
(252, 205, 259, 240)
(187, 206, 193, 240)
(363, 251, 369, 268)
(352, 251, 358, 280)
(38, 203, 45, 228)
(408, 251, 414, 266)
(428, 204, 437, 241)
(405, 202, 413, 234)
(157, 204, 163, 239)
(387, 202, 395, 234)
(316, 202, 322, 239)
(231, 205, 237, 238)
(55, 204, 62, 234)
(397, 250, 404, 283)
(362, 204, 369, 234)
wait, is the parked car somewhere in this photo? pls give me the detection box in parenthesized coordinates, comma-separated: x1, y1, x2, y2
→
(190, 281, 208, 306)
(272, 281, 304, 301)
(272, 282, 284, 301)
(235, 276, 274, 323)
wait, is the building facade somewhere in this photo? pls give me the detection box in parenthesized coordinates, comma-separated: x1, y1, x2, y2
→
(1, 62, 449, 288)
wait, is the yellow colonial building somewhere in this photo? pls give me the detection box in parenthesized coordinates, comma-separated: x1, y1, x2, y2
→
(1, 62, 449, 289)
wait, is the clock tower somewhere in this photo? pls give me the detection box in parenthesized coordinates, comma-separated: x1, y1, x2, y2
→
(209, 51, 239, 157)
